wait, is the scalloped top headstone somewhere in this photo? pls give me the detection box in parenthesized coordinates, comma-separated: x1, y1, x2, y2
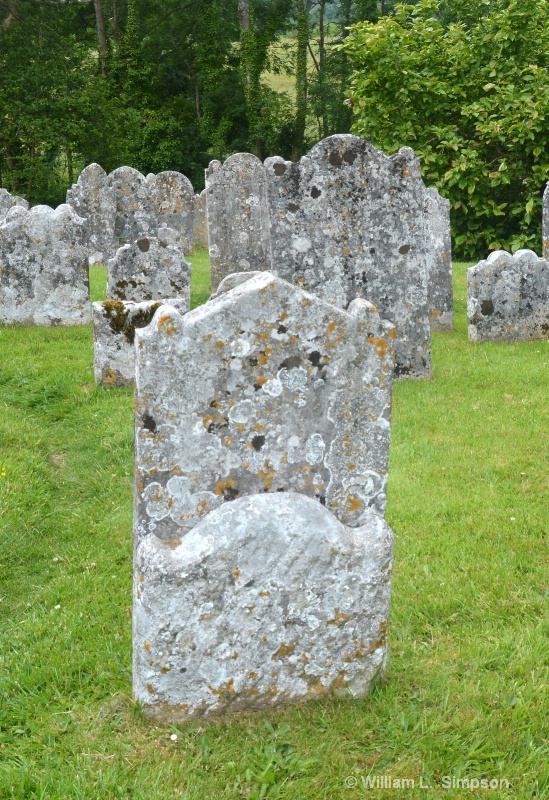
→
(66, 163, 116, 264)
(206, 153, 273, 292)
(148, 171, 194, 253)
(0, 204, 90, 325)
(425, 187, 453, 331)
(108, 166, 155, 245)
(134, 271, 395, 544)
(193, 189, 208, 249)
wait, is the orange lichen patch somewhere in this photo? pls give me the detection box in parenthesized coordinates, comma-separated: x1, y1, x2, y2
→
(388, 327, 397, 339)
(432, 310, 441, 318)
(259, 331, 270, 340)
(160, 666, 170, 674)
(326, 321, 337, 334)
(272, 643, 297, 660)
(236, 423, 246, 433)
(253, 422, 265, 433)
(258, 347, 273, 365)
(355, 650, 365, 659)
(342, 247, 350, 255)
(249, 672, 258, 680)
(157, 315, 178, 335)
(137, 589, 141, 599)
(202, 414, 214, 429)
(343, 653, 353, 663)
(101, 367, 118, 385)
(203, 333, 213, 342)
(214, 340, 225, 349)
(280, 311, 288, 321)
(262, 635, 268, 642)
(259, 286, 268, 295)
(347, 464, 356, 471)
(259, 591, 270, 598)
(306, 678, 326, 695)
(301, 654, 309, 662)
(222, 436, 234, 445)
(254, 375, 267, 388)
(368, 335, 388, 358)
(402, 169, 411, 177)
(270, 670, 277, 677)
(166, 536, 182, 550)
(140, 575, 145, 583)
(258, 468, 274, 490)
(146, 684, 155, 693)
(232, 568, 241, 581)
(215, 479, 237, 496)
(209, 678, 236, 695)
(326, 610, 350, 626)
(346, 495, 364, 512)
(232, 650, 239, 659)
(144, 641, 151, 652)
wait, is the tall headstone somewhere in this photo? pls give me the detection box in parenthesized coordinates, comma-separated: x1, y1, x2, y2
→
(107, 230, 191, 305)
(66, 163, 116, 264)
(133, 272, 395, 720)
(467, 249, 549, 342)
(0, 204, 90, 325)
(424, 187, 453, 331)
(149, 171, 194, 253)
(193, 189, 208, 249)
(0, 189, 28, 218)
(108, 166, 155, 246)
(265, 135, 432, 378)
(206, 153, 273, 292)
(543, 183, 549, 259)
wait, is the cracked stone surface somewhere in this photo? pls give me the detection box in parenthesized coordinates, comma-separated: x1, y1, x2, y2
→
(66, 163, 117, 264)
(134, 271, 395, 547)
(265, 135, 431, 378)
(148, 171, 194, 253)
(133, 491, 394, 721)
(108, 166, 156, 245)
(425, 187, 453, 331)
(0, 204, 90, 325)
(193, 190, 208, 249)
(107, 232, 191, 304)
(93, 298, 189, 386)
(467, 249, 549, 342)
(543, 183, 549, 259)
(206, 153, 273, 291)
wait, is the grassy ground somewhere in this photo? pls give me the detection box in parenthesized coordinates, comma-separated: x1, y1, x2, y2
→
(0, 261, 547, 799)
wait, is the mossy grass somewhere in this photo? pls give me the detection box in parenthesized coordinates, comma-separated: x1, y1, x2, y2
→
(0, 262, 547, 799)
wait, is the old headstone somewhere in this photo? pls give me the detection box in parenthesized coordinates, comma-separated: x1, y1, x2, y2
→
(193, 189, 208, 249)
(206, 153, 273, 292)
(0, 204, 90, 325)
(265, 135, 432, 378)
(149, 171, 194, 253)
(467, 249, 549, 342)
(133, 271, 395, 719)
(107, 231, 191, 304)
(108, 166, 155, 246)
(425, 187, 453, 330)
(66, 163, 116, 264)
(92, 298, 188, 386)
(0, 188, 28, 217)
(543, 183, 549, 259)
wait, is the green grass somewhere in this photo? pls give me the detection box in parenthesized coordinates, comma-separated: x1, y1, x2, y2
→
(0, 262, 547, 799)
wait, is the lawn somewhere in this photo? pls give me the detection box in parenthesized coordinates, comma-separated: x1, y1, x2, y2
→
(0, 258, 547, 799)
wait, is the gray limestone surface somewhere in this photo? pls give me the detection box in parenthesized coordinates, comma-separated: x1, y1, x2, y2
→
(66, 163, 116, 264)
(543, 183, 549, 259)
(108, 166, 155, 246)
(133, 491, 394, 721)
(467, 249, 549, 342)
(206, 153, 273, 292)
(107, 233, 191, 304)
(265, 135, 432, 378)
(0, 204, 90, 325)
(425, 187, 453, 330)
(93, 298, 188, 386)
(0, 188, 28, 217)
(193, 190, 208, 249)
(134, 271, 395, 546)
(149, 171, 194, 253)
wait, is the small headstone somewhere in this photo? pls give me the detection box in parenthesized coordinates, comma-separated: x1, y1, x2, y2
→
(467, 249, 549, 342)
(543, 183, 549, 259)
(107, 231, 191, 304)
(92, 298, 188, 386)
(149, 171, 194, 253)
(193, 189, 208, 249)
(0, 204, 90, 325)
(66, 163, 116, 264)
(206, 153, 273, 292)
(108, 166, 155, 246)
(425, 188, 453, 330)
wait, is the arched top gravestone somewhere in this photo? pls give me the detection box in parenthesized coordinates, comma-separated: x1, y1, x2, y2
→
(425, 187, 453, 331)
(543, 183, 549, 259)
(148, 171, 194, 253)
(134, 272, 395, 544)
(66, 162, 116, 264)
(108, 166, 155, 245)
(0, 188, 28, 218)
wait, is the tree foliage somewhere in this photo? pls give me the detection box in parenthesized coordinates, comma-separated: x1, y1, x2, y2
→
(342, 0, 549, 257)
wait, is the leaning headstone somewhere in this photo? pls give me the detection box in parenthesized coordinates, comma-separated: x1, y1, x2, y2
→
(543, 183, 549, 259)
(133, 271, 395, 720)
(425, 187, 453, 330)
(149, 171, 194, 253)
(206, 153, 273, 292)
(108, 166, 155, 246)
(265, 135, 432, 378)
(0, 204, 90, 325)
(66, 163, 117, 264)
(92, 298, 188, 386)
(107, 231, 191, 304)
(193, 189, 208, 249)
(134, 492, 394, 720)
(0, 188, 28, 217)
(467, 249, 549, 342)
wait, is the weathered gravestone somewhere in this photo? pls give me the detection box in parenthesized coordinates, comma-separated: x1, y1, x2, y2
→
(543, 183, 549, 259)
(265, 135, 432, 378)
(193, 189, 208, 249)
(148, 171, 194, 253)
(92, 298, 188, 386)
(66, 163, 116, 264)
(467, 249, 549, 342)
(108, 166, 155, 246)
(133, 271, 395, 719)
(0, 189, 28, 218)
(206, 153, 273, 292)
(107, 231, 191, 305)
(0, 204, 90, 325)
(425, 187, 453, 330)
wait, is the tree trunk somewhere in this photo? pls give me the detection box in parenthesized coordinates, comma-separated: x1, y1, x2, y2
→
(293, 0, 310, 160)
(93, 0, 108, 76)
(67, 148, 74, 186)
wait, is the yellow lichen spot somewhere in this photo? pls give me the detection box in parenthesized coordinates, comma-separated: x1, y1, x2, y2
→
(209, 679, 236, 695)
(342, 247, 350, 255)
(203, 414, 214, 429)
(326, 610, 350, 626)
(146, 683, 154, 693)
(254, 375, 267, 388)
(259, 591, 270, 598)
(262, 635, 268, 642)
(301, 654, 309, 662)
(140, 575, 145, 583)
(343, 653, 353, 663)
(144, 641, 151, 652)
(347, 464, 356, 471)
(346, 495, 364, 512)
(203, 333, 213, 342)
(158, 314, 177, 335)
(272, 642, 297, 660)
(166, 537, 182, 550)
(249, 672, 258, 680)
(222, 435, 234, 445)
(214, 340, 225, 349)
(388, 327, 397, 339)
(326, 321, 337, 334)
(101, 367, 118, 385)
(160, 667, 170, 674)
(215, 479, 237, 496)
(280, 311, 288, 321)
(232, 568, 241, 581)
(232, 650, 238, 659)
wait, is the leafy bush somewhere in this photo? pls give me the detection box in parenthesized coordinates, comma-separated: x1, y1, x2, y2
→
(342, 0, 549, 258)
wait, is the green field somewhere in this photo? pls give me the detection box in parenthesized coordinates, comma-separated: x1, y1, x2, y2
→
(0, 260, 547, 799)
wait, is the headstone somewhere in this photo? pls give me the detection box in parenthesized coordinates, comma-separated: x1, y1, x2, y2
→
(193, 189, 208, 249)
(134, 271, 395, 543)
(66, 163, 116, 264)
(206, 153, 273, 292)
(0, 204, 90, 325)
(92, 298, 188, 386)
(133, 271, 395, 720)
(543, 183, 549, 259)
(108, 166, 155, 246)
(134, 492, 394, 720)
(425, 187, 453, 330)
(148, 171, 194, 253)
(107, 231, 191, 305)
(265, 135, 432, 378)
(467, 249, 549, 342)
(0, 188, 28, 217)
